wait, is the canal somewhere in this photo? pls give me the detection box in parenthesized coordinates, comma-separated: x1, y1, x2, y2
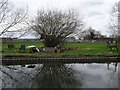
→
(0, 62, 120, 88)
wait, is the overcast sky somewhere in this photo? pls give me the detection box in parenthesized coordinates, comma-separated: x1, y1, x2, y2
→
(9, 0, 119, 37)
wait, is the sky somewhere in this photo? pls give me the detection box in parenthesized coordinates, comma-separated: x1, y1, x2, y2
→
(9, 0, 119, 37)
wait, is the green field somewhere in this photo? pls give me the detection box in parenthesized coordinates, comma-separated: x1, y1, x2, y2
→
(1, 41, 120, 57)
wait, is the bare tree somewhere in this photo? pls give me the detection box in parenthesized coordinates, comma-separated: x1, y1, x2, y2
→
(0, 0, 28, 37)
(28, 10, 84, 47)
(109, 1, 120, 40)
(109, 1, 120, 53)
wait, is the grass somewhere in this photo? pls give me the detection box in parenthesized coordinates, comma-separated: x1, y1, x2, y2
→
(1, 41, 120, 57)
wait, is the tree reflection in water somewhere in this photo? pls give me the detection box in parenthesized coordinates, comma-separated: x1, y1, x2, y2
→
(31, 63, 82, 88)
(1, 66, 32, 88)
(107, 63, 118, 72)
(1, 62, 118, 88)
(1, 63, 82, 88)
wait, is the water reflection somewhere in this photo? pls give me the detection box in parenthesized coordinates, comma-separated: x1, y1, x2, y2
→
(107, 63, 117, 72)
(1, 64, 81, 88)
(1, 66, 32, 88)
(0, 62, 119, 88)
(31, 64, 81, 88)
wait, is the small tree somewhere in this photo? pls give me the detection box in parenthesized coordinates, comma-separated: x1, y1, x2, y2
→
(83, 27, 101, 40)
(29, 10, 84, 47)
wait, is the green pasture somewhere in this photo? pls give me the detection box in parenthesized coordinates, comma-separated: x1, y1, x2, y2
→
(1, 41, 120, 57)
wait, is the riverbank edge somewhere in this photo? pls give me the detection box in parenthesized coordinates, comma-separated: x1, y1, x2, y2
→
(1, 55, 120, 65)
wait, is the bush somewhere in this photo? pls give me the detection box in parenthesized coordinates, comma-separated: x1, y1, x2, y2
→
(8, 44, 14, 49)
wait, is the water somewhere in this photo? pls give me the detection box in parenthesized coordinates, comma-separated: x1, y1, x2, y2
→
(0, 62, 119, 88)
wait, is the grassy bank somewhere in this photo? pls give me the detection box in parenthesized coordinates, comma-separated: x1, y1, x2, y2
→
(1, 41, 120, 57)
